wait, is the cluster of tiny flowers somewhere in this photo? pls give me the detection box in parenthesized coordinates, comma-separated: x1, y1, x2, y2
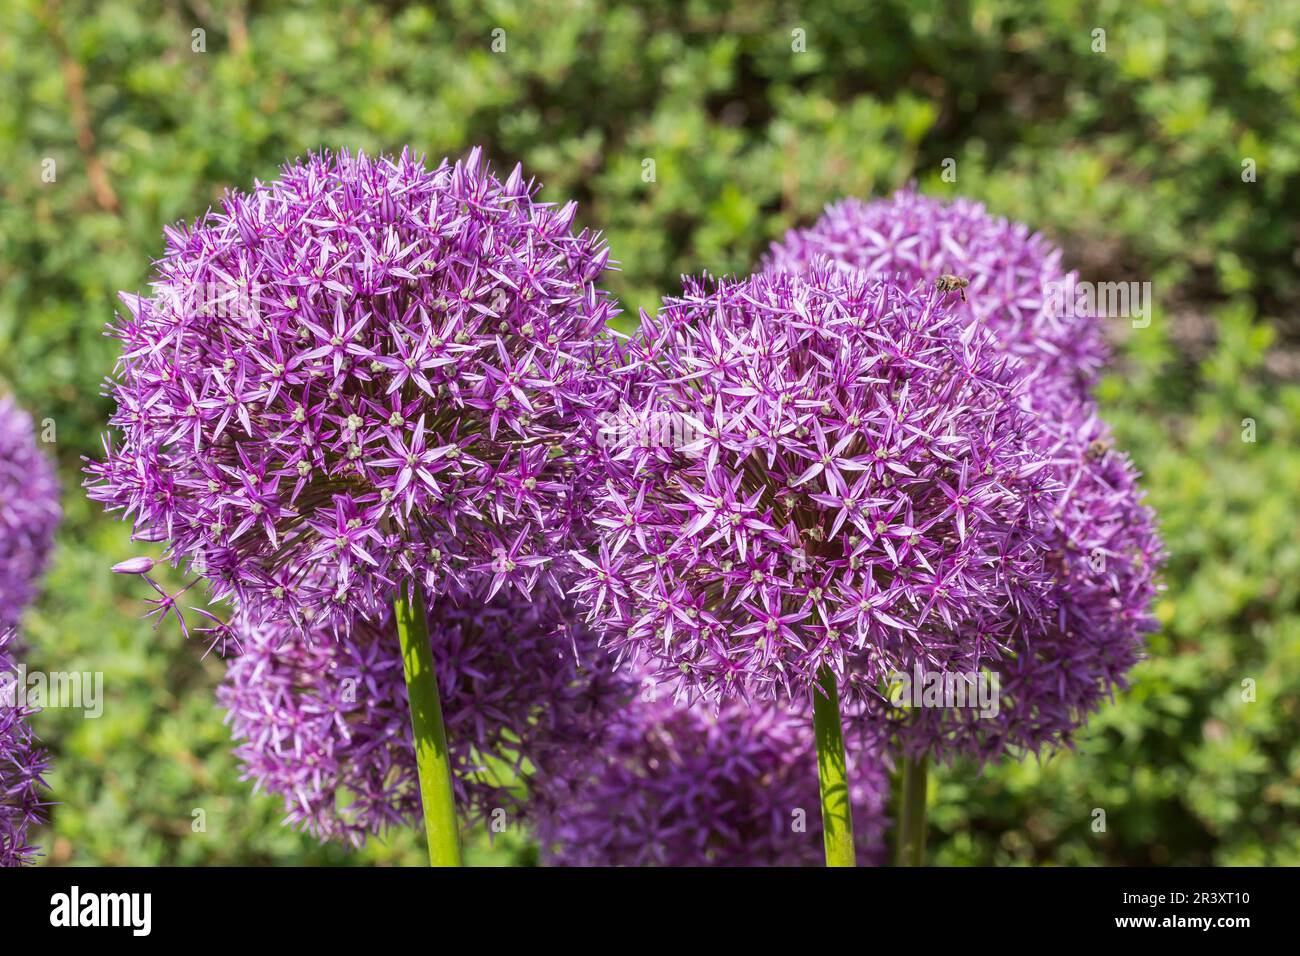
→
(768, 193, 1162, 762)
(217, 585, 626, 846)
(1, 628, 50, 867)
(0, 396, 60, 629)
(535, 688, 890, 866)
(849, 402, 1161, 761)
(88, 147, 619, 633)
(571, 264, 1057, 704)
(0, 399, 57, 865)
(766, 188, 1106, 409)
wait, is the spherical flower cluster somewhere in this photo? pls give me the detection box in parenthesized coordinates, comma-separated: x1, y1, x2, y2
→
(571, 264, 1057, 704)
(1, 396, 60, 629)
(766, 188, 1106, 409)
(766, 191, 1161, 762)
(848, 402, 1161, 761)
(217, 585, 627, 846)
(535, 690, 890, 866)
(1, 628, 50, 867)
(88, 147, 619, 633)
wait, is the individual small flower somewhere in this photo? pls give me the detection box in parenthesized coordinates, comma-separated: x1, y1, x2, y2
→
(765, 188, 1106, 408)
(850, 401, 1163, 762)
(0, 396, 60, 629)
(572, 264, 1055, 705)
(217, 585, 625, 846)
(0, 627, 50, 867)
(87, 147, 620, 633)
(534, 689, 891, 866)
(111, 556, 156, 575)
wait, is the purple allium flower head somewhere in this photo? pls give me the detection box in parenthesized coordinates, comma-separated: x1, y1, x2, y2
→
(217, 586, 625, 846)
(764, 193, 1161, 761)
(0, 397, 60, 630)
(535, 690, 890, 866)
(87, 147, 619, 632)
(572, 264, 1056, 705)
(766, 189, 1106, 408)
(1, 628, 51, 867)
(849, 401, 1163, 762)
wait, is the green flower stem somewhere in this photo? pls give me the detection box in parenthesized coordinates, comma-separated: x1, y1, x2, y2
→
(394, 582, 463, 867)
(894, 754, 929, 867)
(812, 665, 856, 866)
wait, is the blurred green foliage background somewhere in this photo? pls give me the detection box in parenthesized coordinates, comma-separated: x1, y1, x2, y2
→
(1, 0, 1296, 865)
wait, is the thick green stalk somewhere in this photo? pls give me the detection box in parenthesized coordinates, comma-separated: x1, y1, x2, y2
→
(894, 755, 928, 867)
(394, 582, 463, 866)
(812, 666, 856, 866)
